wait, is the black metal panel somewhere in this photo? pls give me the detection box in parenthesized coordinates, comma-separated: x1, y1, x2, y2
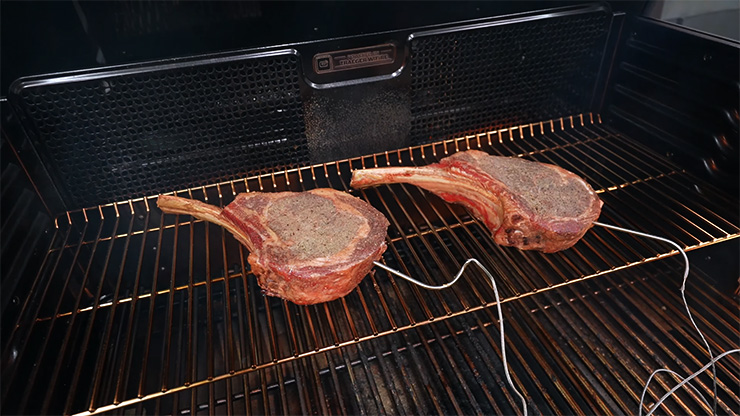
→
(6, 4, 620, 210)
(9, 51, 309, 209)
(408, 5, 612, 144)
(0, 120, 54, 353)
(604, 16, 740, 190)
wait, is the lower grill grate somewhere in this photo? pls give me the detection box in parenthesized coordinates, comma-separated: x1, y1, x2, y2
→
(2, 114, 738, 415)
(102, 259, 740, 415)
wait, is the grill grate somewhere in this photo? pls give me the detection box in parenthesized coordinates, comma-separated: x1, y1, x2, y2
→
(92, 260, 740, 415)
(2, 114, 738, 415)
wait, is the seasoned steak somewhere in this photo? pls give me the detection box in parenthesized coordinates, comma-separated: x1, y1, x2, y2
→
(157, 189, 389, 304)
(351, 150, 602, 252)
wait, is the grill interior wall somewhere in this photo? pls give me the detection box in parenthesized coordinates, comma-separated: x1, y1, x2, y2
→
(0, 122, 55, 342)
(605, 16, 740, 190)
(2, 116, 738, 415)
(8, 5, 613, 211)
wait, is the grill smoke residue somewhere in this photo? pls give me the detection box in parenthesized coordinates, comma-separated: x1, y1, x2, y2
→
(304, 83, 411, 163)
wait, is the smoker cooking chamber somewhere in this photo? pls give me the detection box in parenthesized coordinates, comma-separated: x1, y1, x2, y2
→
(2, 2, 739, 415)
(3, 115, 739, 415)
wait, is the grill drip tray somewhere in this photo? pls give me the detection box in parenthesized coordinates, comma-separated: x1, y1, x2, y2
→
(3, 114, 738, 415)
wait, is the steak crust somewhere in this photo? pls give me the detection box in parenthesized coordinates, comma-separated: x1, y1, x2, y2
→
(157, 189, 389, 304)
(351, 150, 602, 252)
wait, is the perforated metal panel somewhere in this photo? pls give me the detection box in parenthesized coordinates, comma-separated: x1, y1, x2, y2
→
(9, 6, 613, 210)
(10, 52, 308, 209)
(408, 8, 611, 144)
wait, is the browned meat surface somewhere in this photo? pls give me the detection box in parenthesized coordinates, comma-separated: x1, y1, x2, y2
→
(157, 189, 389, 304)
(351, 150, 602, 252)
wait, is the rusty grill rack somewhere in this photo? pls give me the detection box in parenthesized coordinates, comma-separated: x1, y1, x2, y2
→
(2, 114, 738, 415)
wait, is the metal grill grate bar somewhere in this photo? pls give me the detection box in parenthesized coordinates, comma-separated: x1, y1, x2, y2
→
(2, 114, 738, 415)
(105, 257, 739, 415)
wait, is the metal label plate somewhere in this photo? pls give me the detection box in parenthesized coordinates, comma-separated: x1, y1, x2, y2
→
(313, 43, 396, 74)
